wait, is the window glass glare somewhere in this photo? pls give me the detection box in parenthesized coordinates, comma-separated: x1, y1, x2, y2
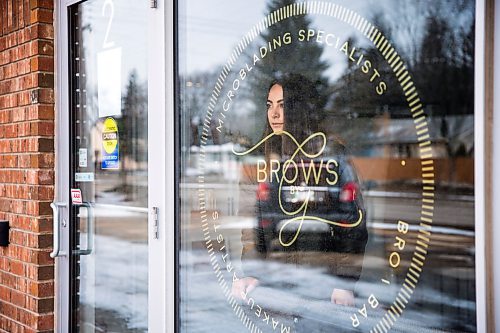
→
(178, 1, 476, 332)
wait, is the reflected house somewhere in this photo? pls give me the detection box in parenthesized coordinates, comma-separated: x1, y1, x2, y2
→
(186, 143, 243, 215)
(237, 114, 475, 190)
(364, 114, 474, 158)
(188, 143, 241, 181)
(352, 114, 474, 187)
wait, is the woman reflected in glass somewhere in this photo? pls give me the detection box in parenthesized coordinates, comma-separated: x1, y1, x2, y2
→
(233, 73, 368, 308)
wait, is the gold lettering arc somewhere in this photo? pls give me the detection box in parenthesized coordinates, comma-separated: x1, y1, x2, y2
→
(234, 131, 363, 247)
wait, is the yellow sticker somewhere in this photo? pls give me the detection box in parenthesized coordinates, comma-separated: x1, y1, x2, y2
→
(102, 117, 118, 154)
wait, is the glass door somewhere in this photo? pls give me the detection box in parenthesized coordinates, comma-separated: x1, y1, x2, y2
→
(52, 0, 158, 332)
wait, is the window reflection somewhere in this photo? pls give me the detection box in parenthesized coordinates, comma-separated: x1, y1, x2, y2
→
(72, 1, 149, 331)
(179, 0, 476, 332)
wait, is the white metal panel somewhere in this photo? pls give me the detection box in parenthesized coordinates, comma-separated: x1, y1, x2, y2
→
(148, 0, 171, 332)
(54, 1, 72, 332)
(492, 0, 500, 330)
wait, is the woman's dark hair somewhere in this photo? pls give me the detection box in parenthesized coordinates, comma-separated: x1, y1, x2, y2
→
(264, 73, 322, 159)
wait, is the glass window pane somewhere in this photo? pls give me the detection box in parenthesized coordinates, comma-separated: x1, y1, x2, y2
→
(69, 1, 149, 331)
(177, 1, 476, 331)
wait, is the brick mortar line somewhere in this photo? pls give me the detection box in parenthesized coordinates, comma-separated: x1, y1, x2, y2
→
(0, 70, 55, 84)
(0, 196, 53, 199)
(0, 88, 54, 97)
(0, 116, 55, 119)
(0, 192, 54, 196)
(0, 304, 54, 322)
(0, 268, 54, 285)
(0, 182, 54, 185)
(0, 172, 54, 176)
(0, 215, 53, 223)
(0, 33, 54, 46)
(0, 214, 54, 220)
(0, 153, 54, 156)
(0, 152, 55, 156)
(0, 256, 54, 268)
(0, 241, 54, 252)
(0, 104, 55, 110)
(0, 174, 54, 178)
(0, 36, 55, 48)
(0, 166, 54, 170)
(0, 58, 54, 68)
(8, 227, 54, 236)
(0, 84, 54, 95)
(0, 119, 54, 123)
(0, 131, 55, 135)
(0, 288, 55, 301)
(0, 189, 53, 192)
(0, 212, 52, 218)
(0, 121, 55, 126)
(0, 56, 54, 66)
(0, 139, 54, 143)
(0, 105, 54, 112)
(0, 196, 54, 200)
(0, 102, 54, 107)
(0, 267, 55, 284)
(0, 89, 54, 98)
(0, 75, 54, 83)
(0, 86, 54, 94)
(0, 103, 53, 107)
(0, 135, 55, 140)
(0, 135, 54, 137)
(0, 52, 54, 67)
(0, 313, 51, 332)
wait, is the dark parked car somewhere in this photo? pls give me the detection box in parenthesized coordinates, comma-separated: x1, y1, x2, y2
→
(254, 155, 368, 255)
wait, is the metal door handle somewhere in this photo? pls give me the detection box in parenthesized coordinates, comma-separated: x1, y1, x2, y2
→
(50, 202, 67, 258)
(73, 202, 94, 255)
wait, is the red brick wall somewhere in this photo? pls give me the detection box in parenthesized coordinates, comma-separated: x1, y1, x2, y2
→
(0, 1, 55, 332)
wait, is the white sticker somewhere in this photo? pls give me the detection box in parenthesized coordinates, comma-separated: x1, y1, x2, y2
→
(97, 47, 122, 117)
(79, 148, 88, 168)
(75, 172, 94, 182)
(71, 189, 83, 204)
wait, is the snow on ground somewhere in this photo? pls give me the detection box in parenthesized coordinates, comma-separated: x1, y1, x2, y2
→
(77, 235, 475, 332)
(80, 234, 148, 332)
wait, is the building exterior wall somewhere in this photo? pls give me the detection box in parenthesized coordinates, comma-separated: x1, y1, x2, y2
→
(0, 1, 497, 333)
(0, 0, 55, 332)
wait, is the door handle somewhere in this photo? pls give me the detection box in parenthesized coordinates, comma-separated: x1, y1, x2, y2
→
(50, 202, 67, 258)
(73, 202, 94, 256)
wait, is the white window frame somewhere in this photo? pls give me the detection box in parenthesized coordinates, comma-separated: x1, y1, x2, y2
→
(474, 0, 487, 332)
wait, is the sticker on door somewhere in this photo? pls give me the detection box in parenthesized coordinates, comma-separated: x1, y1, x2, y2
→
(71, 189, 83, 204)
(101, 117, 120, 170)
(79, 148, 88, 168)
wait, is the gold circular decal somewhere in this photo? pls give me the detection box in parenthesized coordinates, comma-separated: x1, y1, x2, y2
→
(197, 2, 436, 332)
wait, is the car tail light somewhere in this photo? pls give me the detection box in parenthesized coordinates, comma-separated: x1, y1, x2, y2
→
(259, 219, 272, 228)
(257, 182, 270, 201)
(340, 182, 358, 202)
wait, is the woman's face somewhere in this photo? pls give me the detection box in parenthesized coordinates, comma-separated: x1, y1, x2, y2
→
(267, 84, 284, 132)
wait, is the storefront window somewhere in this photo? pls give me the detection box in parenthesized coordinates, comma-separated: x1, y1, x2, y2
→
(177, 0, 476, 331)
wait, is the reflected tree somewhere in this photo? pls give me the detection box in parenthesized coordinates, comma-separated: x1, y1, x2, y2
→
(118, 70, 147, 200)
(245, 0, 330, 143)
(179, 71, 222, 146)
(328, 1, 474, 158)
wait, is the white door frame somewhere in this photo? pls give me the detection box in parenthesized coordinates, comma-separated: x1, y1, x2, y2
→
(53, 1, 170, 332)
(148, 0, 174, 332)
